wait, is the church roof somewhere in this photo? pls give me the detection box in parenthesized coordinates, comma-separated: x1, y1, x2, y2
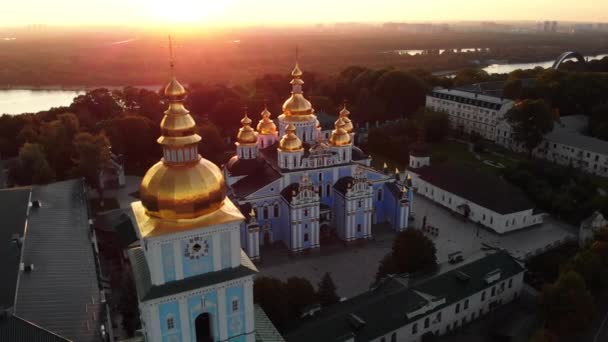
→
(280, 183, 300, 203)
(0, 315, 69, 342)
(255, 305, 286, 342)
(285, 251, 523, 342)
(129, 248, 258, 302)
(352, 146, 368, 161)
(385, 182, 403, 199)
(231, 162, 282, 199)
(333, 177, 355, 195)
(416, 162, 535, 215)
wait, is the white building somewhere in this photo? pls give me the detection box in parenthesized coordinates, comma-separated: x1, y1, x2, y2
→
(496, 115, 608, 177)
(426, 88, 514, 141)
(285, 251, 525, 342)
(408, 148, 543, 234)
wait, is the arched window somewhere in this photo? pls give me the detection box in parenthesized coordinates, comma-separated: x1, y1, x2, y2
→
(195, 313, 212, 342)
(391, 332, 397, 342)
(263, 206, 269, 219)
(318, 173, 323, 182)
(274, 204, 279, 217)
(377, 189, 383, 202)
(424, 317, 429, 328)
(304, 233, 309, 242)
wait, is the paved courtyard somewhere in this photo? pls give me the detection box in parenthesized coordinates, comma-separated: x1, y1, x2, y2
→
(258, 193, 578, 298)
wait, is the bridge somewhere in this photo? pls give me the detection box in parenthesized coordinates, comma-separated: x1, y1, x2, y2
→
(552, 51, 586, 70)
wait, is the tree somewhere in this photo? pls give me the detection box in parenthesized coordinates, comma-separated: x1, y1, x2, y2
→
(317, 272, 339, 308)
(505, 99, 556, 157)
(541, 271, 593, 335)
(503, 79, 523, 100)
(562, 249, 608, 293)
(39, 112, 80, 178)
(418, 108, 449, 142)
(14, 143, 55, 185)
(589, 103, 608, 140)
(254, 276, 289, 330)
(528, 329, 557, 342)
(285, 277, 317, 320)
(119, 273, 140, 336)
(376, 229, 437, 281)
(101, 115, 158, 174)
(374, 71, 428, 119)
(198, 120, 226, 164)
(71, 132, 112, 193)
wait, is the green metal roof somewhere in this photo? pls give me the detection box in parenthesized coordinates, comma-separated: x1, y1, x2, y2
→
(285, 251, 524, 342)
(129, 248, 258, 302)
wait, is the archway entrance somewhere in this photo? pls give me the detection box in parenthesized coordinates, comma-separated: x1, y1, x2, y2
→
(195, 313, 212, 342)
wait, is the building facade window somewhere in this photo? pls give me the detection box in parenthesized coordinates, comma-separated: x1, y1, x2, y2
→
(274, 204, 279, 217)
(263, 206, 269, 219)
(318, 173, 323, 182)
(357, 224, 362, 233)
(304, 209, 308, 217)
(491, 286, 496, 296)
(481, 291, 486, 301)
(424, 317, 429, 328)
(326, 184, 330, 197)
(358, 200, 362, 208)
(391, 332, 397, 342)
(508, 278, 513, 288)
(304, 233, 309, 242)
(232, 299, 239, 312)
(455, 303, 460, 314)
(436, 312, 442, 322)
(464, 299, 469, 310)
(167, 317, 175, 330)
(377, 189, 383, 202)
(412, 323, 418, 334)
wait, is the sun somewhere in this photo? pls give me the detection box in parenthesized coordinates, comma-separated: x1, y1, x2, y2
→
(132, 0, 235, 25)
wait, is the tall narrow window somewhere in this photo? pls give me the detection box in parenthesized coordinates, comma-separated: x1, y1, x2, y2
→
(304, 233, 309, 242)
(167, 317, 175, 330)
(326, 184, 330, 197)
(377, 189, 383, 202)
(508, 279, 513, 289)
(274, 204, 279, 218)
(232, 299, 239, 312)
(412, 323, 418, 334)
(304, 209, 308, 217)
(263, 206, 269, 219)
(391, 332, 397, 342)
(357, 224, 362, 233)
(464, 299, 469, 310)
(455, 303, 460, 314)
(318, 173, 323, 182)
(424, 317, 429, 328)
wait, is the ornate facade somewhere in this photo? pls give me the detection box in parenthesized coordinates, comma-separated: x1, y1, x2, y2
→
(223, 63, 413, 260)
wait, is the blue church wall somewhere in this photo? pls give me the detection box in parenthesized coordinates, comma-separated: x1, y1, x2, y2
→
(188, 291, 220, 342)
(225, 285, 246, 339)
(159, 301, 182, 342)
(338, 167, 351, 179)
(181, 239, 214, 278)
(300, 212, 314, 249)
(355, 211, 366, 239)
(382, 186, 398, 226)
(161, 243, 176, 283)
(373, 183, 389, 223)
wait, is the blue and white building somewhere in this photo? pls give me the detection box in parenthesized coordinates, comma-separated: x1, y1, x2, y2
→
(223, 63, 413, 260)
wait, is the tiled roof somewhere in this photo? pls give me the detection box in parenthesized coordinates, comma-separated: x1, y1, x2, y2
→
(0, 187, 30, 310)
(15, 179, 101, 342)
(0, 315, 70, 342)
(129, 248, 258, 302)
(255, 305, 285, 342)
(285, 251, 523, 342)
(417, 162, 535, 214)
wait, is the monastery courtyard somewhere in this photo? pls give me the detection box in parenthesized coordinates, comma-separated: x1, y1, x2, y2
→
(106, 176, 577, 299)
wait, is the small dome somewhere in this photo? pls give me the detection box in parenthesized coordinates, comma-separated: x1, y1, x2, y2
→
(329, 118, 351, 146)
(257, 107, 277, 135)
(282, 93, 313, 116)
(279, 124, 303, 151)
(339, 104, 353, 133)
(164, 77, 186, 98)
(237, 113, 258, 144)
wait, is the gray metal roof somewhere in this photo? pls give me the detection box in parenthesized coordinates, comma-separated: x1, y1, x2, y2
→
(0, 315, 70, 342)
(255, 305, 285, 342)
(430, 87, 512, 107)
(14, 179, 101, 342)
(545, 115, 608, 156)
(0, 187, 30, 310)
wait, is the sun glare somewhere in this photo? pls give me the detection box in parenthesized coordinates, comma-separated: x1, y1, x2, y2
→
(132, 0, 235, 25)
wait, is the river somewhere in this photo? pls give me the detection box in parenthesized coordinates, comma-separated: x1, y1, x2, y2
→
(1, 53, 607, 115)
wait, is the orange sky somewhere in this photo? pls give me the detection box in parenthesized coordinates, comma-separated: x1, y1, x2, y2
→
(1, 0, 607, 27)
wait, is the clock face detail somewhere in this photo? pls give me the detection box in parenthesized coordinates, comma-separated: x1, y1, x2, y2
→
(184, 236, 210, 259)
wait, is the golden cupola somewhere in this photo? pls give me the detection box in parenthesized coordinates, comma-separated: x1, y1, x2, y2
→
(279, 124, 304, 151)
(282, 63, 314, 117)
(139, 77, 227, 220)
(237, 112, 258, 144)
(256, 106, 277, 135)
(339, 104, 354, 133)
(329, 118, 352, 146)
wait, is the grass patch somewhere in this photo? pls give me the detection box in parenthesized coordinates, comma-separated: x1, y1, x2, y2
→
(89, 197, 120, 215)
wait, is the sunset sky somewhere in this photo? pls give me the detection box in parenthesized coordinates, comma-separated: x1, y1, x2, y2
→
(1, 0, 606, 27)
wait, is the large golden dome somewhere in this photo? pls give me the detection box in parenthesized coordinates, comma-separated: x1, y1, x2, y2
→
(279, 124, 304, 151)
(282, 63, 314, 116)
(140, 77, 227, 220)
(257, 107, 277, 135)
(237, 113, 258, 144)
(329, 118, 351, 147)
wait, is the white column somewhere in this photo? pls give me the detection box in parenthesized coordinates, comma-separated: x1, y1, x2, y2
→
(231, 228, 240, 267)
(152, 244, 163, 285)
(150, 305, 162, 342)
(212, 234, 221, 271)
(217, 287, 228, 340)
(174, 240, 184, 280)
(179, 298, 191, 342)
(254, 231, 260, 259)
(247, 230, 254, 258)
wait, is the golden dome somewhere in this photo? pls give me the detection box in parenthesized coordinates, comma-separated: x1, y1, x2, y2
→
(257, 107, 277, 135)
(237, 113, 258, 144)
(140, 76, 227, 220)
(282, 63, 314, 116)
(279, 124, 303, 151)
(164, 77, 186, 98)
(329, 118, 351, 147)
(339, 104, 353, 133)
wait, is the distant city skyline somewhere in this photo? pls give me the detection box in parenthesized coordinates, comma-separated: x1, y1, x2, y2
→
(1, 0, 607, 28)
